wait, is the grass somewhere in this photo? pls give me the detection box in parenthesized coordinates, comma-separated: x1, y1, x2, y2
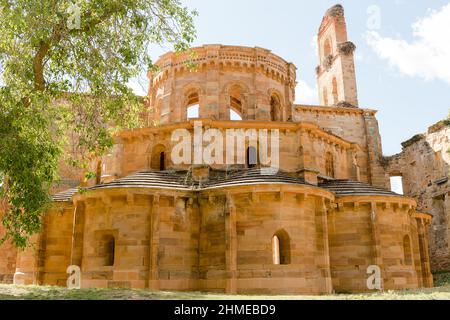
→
(1, 282, 450, 300)
(0, 272, 448, 300)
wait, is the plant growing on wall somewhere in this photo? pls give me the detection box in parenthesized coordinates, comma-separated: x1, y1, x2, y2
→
(0, 0, 197, 247)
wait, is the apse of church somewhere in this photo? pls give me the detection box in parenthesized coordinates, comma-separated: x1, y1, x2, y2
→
(0, 4, 433, 294)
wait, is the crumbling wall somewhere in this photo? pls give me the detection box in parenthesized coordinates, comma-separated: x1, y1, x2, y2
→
(385, 121, 450, 272)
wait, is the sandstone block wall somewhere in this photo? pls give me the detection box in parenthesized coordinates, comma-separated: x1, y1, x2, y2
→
(294, 106, 389, 189)
(109, 121, 359, 184)
(0, 238, 17, 284)
(328, 198, 432, 293)
(38, 205, 75, 286)
(386, 122, 450, 272)
(198, 186, 334, 295)
(2, 183, 431, 294)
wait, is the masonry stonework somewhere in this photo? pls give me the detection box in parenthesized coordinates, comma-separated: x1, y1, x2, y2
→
(386, 121, 450, 272)
(0, 4, 436, 294)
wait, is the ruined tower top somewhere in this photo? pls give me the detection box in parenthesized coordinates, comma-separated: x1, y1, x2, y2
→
(316, 4, 359, 107)
(325, 4, 344, 18)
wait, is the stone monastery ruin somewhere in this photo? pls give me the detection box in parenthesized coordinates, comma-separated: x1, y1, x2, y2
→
(2, 4, 448, 294)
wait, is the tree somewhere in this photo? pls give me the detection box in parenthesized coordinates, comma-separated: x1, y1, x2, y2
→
(0, 0, 197, 247)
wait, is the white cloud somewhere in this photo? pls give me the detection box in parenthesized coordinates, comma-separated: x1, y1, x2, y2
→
(295, 79, 318, 105)
(366, 3, 450, 85)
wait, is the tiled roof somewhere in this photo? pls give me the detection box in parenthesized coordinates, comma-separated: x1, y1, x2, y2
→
(91, 171, 191, 191)
(91, 168, 310, 190)
(319, 179, 400, 197)
(52, 169, 310, 202)
(204, 168, 308, 188)
(52, 188, 79, 202)
(52, 172, 402, 202)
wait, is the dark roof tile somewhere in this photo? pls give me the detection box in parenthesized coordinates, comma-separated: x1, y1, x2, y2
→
(52, 172, 403, 202)
(319, 179, 400, 197)
(52, 188, 78, 202)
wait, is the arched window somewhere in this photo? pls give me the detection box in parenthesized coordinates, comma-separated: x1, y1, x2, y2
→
(325, 152, 335, 178)
(272, 235, 280, 265)
(187, 104, 199, 119)
(102, 235, 115, 267)
(159, 152, 166, 171)
(229, 84, 245, 120)
(403, 235, 412, 265)
(270, 95, 281, 121)
(186, 91, 200, 119)
(324, 38, 332, 58)
(272, 230, 291, 265)
(246, 146, 258, 168)
(230, 108, 243, 121)
(323, 87, 328, 106)
(151, 144, 167, 171)
(332, 77, 338, 104)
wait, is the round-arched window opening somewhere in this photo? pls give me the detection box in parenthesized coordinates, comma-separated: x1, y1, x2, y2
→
(159, 152, 166, 171)
(150, 144, 167, 171)
(272, 230, 291, 265)
(246, 146, 258, 168)
(186, 91, 200, 119)
(187, 104, 199, 119)
(101, 234, 115, 267)
(270, 95, 281, 121)
(228, 84, 245, 119)
(230, 108, 243, 121)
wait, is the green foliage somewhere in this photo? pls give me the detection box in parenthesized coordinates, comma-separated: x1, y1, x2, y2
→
(433, 271, 450, 287)
(0, 90, 61, 247)
(0, 0, 197, 247)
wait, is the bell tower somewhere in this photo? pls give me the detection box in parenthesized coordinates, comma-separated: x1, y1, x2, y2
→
(316, 4, 358, 107)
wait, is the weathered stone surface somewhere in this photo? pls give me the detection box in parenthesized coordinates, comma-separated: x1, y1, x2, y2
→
(386, 121, 450, 272)
(0, 4, 435, 295)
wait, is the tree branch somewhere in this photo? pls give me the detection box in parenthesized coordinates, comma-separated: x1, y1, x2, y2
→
(32, 24, 63, 91)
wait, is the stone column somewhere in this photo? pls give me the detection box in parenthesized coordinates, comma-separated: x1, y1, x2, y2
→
(445, 193, 450, 249)
(35, 214, 49, 285)
(70, 201, 86, 268)
(168, 58, 177, 123)
(254, 48, 270, 120)
(204, 45, 221, 120)
(369, 202, 384, 288)
(225, 194, 237, 294)
(315, 197, 333, 294)
(302, 131, 318, 172)
(284, 63, 296, 121)
(418, 218, 433, 287)
(219, 91, 229, 120)
(148, 194, 160, 289)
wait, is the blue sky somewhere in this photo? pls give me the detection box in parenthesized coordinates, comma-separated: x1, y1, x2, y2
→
(133, 0, 450, 156)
